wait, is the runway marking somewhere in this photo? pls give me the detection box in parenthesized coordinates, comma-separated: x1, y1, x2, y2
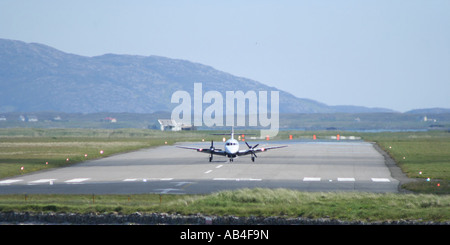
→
(204, 170, 213, 174)
(213, 178, 234, 181)
(213, 178, 262, 181)
(0, 179, 23, 185)
(123, 178, 138, 182)
(371, 178, 391, 182)
(337, 178, 356, 182)
(28, 179, 56, 185)
(124, 178, 174, 182)
(65, 178, 90, 183)
(216, 165, 223, 169)
(303, 177, 321, 182)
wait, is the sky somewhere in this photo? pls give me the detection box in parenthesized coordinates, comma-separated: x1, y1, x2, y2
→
(1, 0, 449, 112)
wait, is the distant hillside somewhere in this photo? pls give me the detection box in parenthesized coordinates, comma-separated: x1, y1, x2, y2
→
(0, 38, 395, 114)
(405, 108, 450, 114)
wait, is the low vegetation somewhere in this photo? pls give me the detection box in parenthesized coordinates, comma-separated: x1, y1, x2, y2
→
(358, 131, 450, 194)
(0, 188, 448, 222)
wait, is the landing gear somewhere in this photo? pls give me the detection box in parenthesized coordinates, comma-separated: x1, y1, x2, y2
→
(229, 158, 234, 162)
(209, 156, 213, 162)
(251, 156, 255, 162)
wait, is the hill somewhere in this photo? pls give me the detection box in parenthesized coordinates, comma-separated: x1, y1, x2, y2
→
(0, 38, 395, 114)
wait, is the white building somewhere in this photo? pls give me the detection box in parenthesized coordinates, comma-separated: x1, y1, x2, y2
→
(158, 119, 195, 131)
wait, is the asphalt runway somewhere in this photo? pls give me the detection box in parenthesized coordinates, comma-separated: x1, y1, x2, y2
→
(0, 140, 400, 194)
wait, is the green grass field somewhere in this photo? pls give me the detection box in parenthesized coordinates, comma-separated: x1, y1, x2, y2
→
(358, 131, 450, 194)
(0, 188, 448, 222)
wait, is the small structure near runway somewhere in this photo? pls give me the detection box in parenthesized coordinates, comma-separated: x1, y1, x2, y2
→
(158, 119, 195, 131)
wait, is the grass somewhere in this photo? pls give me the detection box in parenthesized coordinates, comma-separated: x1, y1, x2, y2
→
(358, 131, 450, 194)
(0, 188, 448, 222)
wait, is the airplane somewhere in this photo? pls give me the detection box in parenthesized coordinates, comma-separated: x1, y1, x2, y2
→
(176, 127, 287, 162)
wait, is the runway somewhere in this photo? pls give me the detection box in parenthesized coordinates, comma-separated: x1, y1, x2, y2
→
(0, 140, 400, 194)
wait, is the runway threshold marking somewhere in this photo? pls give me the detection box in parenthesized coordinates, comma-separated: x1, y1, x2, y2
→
(371, 178, 391, 182)
(0, 179, 23, 185)
(301, 177, 391, 182)
(303, 177, 321, 182)
(337, 178, 356, 182)
(28, 179, 56, 185)
(213, 178, 262, 181)
(123, 179, 138, 182)
(65, 178, 90, 183)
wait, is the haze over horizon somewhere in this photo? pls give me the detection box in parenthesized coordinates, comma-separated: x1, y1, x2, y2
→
(1, 0, 449, 112)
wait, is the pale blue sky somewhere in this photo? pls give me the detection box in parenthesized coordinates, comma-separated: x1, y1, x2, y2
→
(1, 0, 449, 112)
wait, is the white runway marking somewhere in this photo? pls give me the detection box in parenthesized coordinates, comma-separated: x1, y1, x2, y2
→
(204, 170, 213, 174)
(216, 165, 223, 168)
(123, 179, 138, 182)
(123, 178, 174, 182)
(213, 178, 262, 181)
(303, 177, 321, 182)
(0, 179, 23, 185)
(371, 178, 391, 182)
(28, 179, 56, 185)
(65, 178, 90, 183)
(337, 178, 356, 182)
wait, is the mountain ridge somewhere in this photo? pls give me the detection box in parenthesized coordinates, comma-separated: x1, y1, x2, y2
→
(0, 38, 400, 114)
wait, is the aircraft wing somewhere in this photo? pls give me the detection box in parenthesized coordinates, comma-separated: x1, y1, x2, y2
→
(236, 145, 287, 156)
(176, 146, 227, 156)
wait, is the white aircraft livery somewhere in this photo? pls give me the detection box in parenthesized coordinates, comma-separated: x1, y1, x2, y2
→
(177, 127, 287, 162)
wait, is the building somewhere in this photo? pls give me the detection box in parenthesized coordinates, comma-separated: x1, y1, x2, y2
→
(158, 119, 195, 131)
(27, 116, 38, 122)
(104, 117, 117, 123)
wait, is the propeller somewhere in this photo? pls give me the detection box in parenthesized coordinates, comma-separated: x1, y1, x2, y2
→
(245, 142, 259, 159)
(209, 140, 214, 162)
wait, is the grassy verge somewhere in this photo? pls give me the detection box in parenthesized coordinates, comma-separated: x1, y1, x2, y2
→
(358, 131, 450, 194)
(0, 188, 448, 222)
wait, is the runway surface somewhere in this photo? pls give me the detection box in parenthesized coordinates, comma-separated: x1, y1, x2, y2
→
(0, 140, 400, 194)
